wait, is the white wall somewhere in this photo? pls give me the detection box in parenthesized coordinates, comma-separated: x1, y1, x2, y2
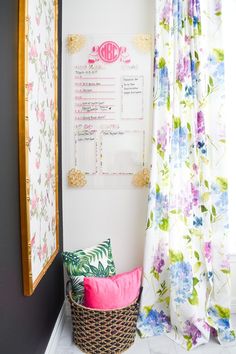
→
(62, 0, 155, 272)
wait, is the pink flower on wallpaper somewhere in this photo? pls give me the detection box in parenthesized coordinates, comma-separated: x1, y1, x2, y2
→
(37, 245, 44, 262)
(204, 242, 212, 263)
(39, 110, 45, 123)
(29, 44, 38, 60)
(44, 42, 53, 58)
(35, 16, 40, 26)
(31, 195, 39, 210)
(26, 82, 34, 94)
(31, 233, 36, 247)
(35, 159, 40, 169)
(42, 242, 48, 256)
(50, 99, 54, 114)
(37, 242, 48, 261)
(52, 217, 56, 233)
(46, 167, 52, 184)
(36, 108, 45, 123)
(37, 246, 43, 261)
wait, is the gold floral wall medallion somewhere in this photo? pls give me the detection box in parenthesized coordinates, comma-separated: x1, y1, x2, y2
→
(67, 34, 86, 54)
(132, 168, 150, 187)
(68, 168, 87, 187)
(133, 34, 152, 53)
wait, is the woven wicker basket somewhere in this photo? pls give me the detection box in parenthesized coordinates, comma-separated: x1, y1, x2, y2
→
(66, 281, 142, 354)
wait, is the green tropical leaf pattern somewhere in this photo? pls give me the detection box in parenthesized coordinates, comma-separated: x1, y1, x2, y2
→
(62, 239, 116, 302)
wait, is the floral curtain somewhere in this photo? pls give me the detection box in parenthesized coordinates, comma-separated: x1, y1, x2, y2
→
(137, 0, 235, 350)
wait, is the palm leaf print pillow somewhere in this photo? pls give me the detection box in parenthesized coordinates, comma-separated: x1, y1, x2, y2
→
(62, 238, 116, 302)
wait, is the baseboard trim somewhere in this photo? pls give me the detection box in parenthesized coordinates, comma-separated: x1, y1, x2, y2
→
(44, 301, 66, 354)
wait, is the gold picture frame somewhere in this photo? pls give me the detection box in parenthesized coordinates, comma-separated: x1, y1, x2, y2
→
(18, 0, 59, 296)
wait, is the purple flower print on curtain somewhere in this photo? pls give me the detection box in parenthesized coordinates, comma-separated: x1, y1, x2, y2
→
(137, 0, 236, 350)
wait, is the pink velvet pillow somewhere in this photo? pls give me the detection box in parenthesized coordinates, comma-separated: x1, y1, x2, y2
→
(83, 267, 142, 310)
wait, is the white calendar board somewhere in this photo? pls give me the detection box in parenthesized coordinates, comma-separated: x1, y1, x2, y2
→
(65, 34, 153, 188)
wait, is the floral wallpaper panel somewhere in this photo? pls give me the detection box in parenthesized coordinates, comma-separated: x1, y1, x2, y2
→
(26, 0, 58, 285)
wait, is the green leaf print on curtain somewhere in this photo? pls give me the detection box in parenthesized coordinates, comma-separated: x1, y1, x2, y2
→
(137, 0, 236, 350)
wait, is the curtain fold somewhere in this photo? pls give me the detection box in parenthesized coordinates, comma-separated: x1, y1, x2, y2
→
(137, 0, 235, 350)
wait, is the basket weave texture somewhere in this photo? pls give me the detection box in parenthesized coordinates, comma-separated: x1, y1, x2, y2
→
(67, 283, 140, 354)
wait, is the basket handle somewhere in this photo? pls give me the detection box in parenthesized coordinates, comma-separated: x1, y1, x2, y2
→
(66, 280, 72, 297)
